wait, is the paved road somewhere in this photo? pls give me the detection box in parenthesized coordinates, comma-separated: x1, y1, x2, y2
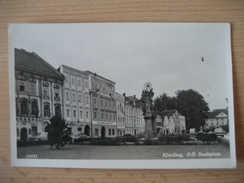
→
(17, 143, 230, 159)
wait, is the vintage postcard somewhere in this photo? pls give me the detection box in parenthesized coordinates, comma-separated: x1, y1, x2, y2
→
(9, 23, 236, 169)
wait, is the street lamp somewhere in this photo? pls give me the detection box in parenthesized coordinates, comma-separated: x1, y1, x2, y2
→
(89, 89, 99, 138)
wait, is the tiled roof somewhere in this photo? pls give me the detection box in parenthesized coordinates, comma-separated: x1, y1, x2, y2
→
(205, 108, 228, 118)
(15, 48, 64, 81)
(126, 96, 143, 107)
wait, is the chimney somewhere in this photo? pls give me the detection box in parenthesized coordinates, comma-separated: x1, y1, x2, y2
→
(134, 95, 136, 98)
(123, 93, 126, 96)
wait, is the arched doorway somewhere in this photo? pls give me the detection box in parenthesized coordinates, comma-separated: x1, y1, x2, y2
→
(84, 125, 90, 136)
(101, 126, 105, 138)
(21, 128, 27, 141)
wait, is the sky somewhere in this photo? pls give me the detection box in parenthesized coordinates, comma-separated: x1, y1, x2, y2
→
(9, 23, 232, 110)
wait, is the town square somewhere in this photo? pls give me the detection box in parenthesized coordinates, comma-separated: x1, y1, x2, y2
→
(9, 23, 234, 168)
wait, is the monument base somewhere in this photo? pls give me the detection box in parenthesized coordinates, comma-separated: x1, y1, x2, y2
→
(143, 132, 155, 138)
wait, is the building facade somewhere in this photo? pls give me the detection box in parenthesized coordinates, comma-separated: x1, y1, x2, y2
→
(157, 110, 186, 135)
(58, 65, 91, 135)
(15, 48, 65, 141)
(115, 93, 126, 136)
(125, 95, 145, 136)
(205, 108, 228, 128)
(85, 71, 117, 138)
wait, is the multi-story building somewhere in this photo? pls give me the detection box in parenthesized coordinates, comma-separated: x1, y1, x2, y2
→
(115, 92, 126, 136)
(58, 65, 91, 135)
(125, 95, 145, 136)
(205, 108, 228, 128)
(15, 48, 65, 141)
(157, 110, 186, 135)
(85, 71, 117, 138)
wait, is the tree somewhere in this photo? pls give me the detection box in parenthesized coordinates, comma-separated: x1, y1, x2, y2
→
(153, 93, 177, 111)
(176, 89, 209, 131)
(153, 89, 209, 131)
(46, 115, 69, 149)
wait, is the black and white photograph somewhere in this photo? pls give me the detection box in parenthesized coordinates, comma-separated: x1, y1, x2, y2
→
(9, 23, 236, 169)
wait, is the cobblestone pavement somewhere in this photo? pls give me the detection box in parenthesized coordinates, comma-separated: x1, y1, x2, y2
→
(17, 143, 230, 159)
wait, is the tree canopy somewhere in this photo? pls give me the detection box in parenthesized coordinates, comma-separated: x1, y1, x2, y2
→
(153, 89, 209, 130)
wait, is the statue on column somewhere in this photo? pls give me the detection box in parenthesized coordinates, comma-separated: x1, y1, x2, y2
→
(141, 82, 156, 138)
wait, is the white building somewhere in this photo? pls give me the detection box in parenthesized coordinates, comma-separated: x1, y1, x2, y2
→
(85, 71, 117, 138)
(58, 65, 91, 135)
(157, 110, 186, 135)
(15, 48, 65, 141)
(115, 93, 126, 136)
(205, 108, 228, 128)
(125, 95, 145, 136)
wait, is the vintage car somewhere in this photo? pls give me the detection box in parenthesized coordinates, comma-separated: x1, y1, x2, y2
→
(70, 132, 89, 143)
(29, 132, 48, 141)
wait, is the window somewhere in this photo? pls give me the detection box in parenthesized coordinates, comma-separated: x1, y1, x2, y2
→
(112, 129, 115, 136)
(54, 92, 60, 102)
(20, 85, 25, 92)
(65, 76, 69, 83)
(73, 110, 76, 118)
(31, 100, 38, 116)
(94, 111, 97, 119)
(29, 83, 36, 95)
(43, 87, 49, 98)
(20, 99, 28, 116)
(79, 95, 82, 102)
(101, 100, 103, 107)
(78, 80, 81, 86)
(94, 98, 97, 107)
(101, 113, 104, 119)
(67, 109, 70, 117)
(66, 92, 69, 100)
(106, 114, 108, 119)
(95, 129, 98, 136)
(72, 78, 75, 85)
(86, 96, 89, 104)
(55, 104, 61, 117)
(73, 93, 76, 101)
(44, 103, 50, 117)
(109, 129, 111, 136)
(19, 81, 26, 92)
(85, 81, 88, 88)
(86, 111, 89, 119)
(55, 93, 59, 98)
(78, 127, 82, 131)
(80, 110, 83, 118)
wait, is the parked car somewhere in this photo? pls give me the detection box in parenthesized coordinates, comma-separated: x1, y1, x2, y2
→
(70, 132, 89, 143)
(29, 132, 48, 141)
(214, 127, 225, 137)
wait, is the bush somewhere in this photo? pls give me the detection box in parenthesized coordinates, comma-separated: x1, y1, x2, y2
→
(143, 138, 159, 145)
(196, 132, 205, 140)
(137, 133, 144, 139)
(122, 136, 138, 143)
(158, 134, 190, 145)
(90, 137, 123, 146)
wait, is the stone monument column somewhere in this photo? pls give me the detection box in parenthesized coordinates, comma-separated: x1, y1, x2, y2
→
(141, 82, 156, 138)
